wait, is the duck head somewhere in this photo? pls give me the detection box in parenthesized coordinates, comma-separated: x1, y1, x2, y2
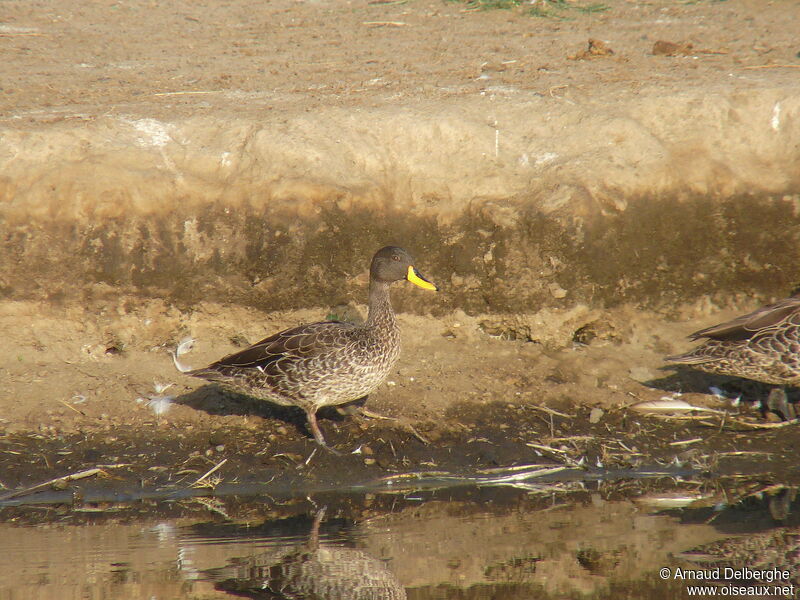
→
(370, 246, 438, 291)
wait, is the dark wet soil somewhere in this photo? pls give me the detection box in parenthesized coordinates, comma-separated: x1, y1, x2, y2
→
(3, 395, 799, 508)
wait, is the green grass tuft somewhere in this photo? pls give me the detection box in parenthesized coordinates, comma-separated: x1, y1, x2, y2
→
(447, 0, 610, 17)
(448, 0, 523, 10)
(529, 0, 609, 18)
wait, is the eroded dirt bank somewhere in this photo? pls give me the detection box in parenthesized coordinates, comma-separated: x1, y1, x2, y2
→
(2, 0, 800, 313)
(3, 94, 800, 313)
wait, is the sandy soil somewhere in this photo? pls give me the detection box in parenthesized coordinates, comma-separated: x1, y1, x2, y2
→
(2, 0, 800, 491)
(3, 0, 799, 121)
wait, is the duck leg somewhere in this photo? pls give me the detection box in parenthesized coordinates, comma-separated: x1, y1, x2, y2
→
(305, 408, 327, 445)
(307, 506, 327, 551)
(305, 408, 341, 454)
(766, 387, 795, 420)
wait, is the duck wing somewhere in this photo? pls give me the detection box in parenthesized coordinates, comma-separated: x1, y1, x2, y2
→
(688, 296, 800, 342)
(191, 320, 358, 377)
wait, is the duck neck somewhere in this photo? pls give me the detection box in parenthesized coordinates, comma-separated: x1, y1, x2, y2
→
(365, 280, 396, 330)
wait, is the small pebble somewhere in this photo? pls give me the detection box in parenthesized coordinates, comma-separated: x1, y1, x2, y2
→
(628, 367, 655, 383)
(364, 457, 376, 466)
(548, 282, 567, 299)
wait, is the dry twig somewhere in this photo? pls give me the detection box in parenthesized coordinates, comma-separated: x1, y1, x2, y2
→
(526, 442, 568, 455)
(362, 21, 407, 27)
(405, 423, 430, 445)
(529, 405, 574, 419)
(743, 64, 800, 70)
(0, 465, 128, 501)
(59, 399, 85, 416)
(191, 458, 227, 488)
(727, 418, 798, 430)
(669, 438, 703, 447)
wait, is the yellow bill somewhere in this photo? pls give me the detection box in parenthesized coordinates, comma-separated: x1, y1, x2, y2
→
(406, 265, 438, 291)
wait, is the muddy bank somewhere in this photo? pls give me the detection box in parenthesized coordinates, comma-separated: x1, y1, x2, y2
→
(2, 365, 800, 499)
(3, 289, 800, 499)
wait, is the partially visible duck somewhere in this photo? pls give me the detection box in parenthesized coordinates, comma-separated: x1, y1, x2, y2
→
(666, 294, 800, 419)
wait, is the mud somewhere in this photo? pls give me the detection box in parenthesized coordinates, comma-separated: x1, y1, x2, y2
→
(3, 1, 800, 446)
(2, 350, 799, 499)
(2, 289, 800, 497)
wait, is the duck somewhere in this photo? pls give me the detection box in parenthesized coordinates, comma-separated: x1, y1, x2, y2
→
(185, 246, 438, 448)
(665, 294, 800, 419)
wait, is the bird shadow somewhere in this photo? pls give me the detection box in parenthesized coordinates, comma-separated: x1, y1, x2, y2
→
(174, 385, 361, 439)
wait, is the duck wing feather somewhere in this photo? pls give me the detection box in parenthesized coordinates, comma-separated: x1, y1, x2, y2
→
(191, 320, 358, 379)
(689, 296, 800, 342)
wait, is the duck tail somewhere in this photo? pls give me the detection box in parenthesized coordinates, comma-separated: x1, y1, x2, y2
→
(664, 350, 713, 365)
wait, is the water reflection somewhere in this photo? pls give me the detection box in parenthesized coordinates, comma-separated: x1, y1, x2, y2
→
(208, 507, 406, 599)
(679, 487, 800, 586)
(2, 480, 800, 600)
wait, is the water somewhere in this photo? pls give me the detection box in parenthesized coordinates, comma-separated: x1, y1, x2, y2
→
(2, 474, 798, 600)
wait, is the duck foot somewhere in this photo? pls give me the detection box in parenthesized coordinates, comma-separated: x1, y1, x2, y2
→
(344, 408, 428, 443)
(766, 387, 796, 421)
(356, 411, 429, 444)
(357, 408, 395, 421)
(334, 396, 368, 416)
(335, 402, 394, 421)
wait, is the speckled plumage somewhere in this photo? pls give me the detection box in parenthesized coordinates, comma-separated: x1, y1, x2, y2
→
(666, 295, 800, 386)
(213, 544, 408, 600)
(682, 529, 800, 585)
(188, 246, 437, 447)
(209, 509, 407, 600)
(682, 490, 800, 585)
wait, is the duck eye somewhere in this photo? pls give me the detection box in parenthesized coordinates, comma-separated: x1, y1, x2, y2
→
(391, 254, 400, 261)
